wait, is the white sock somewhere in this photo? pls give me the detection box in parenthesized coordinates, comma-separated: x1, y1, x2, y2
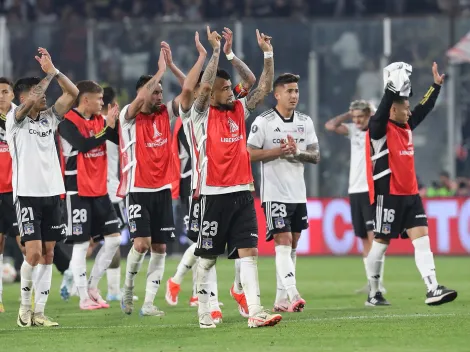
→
(125, 246, 146, 287)
(366, 241, 388, 297)
(0, 254, 3, 299)
(20, 260, 34, 306)
(275, 245, 298, 300)
(412, 236, 438, 291)
(89, 235, 121, 289)
(173, 243, 197, 285)
(191, 263, 197, 297)
(34, 264, 52, 314)
(240, 256, 262, 316)
(70, 242, 90, 301)
(363, 257, 369, 280)
(32, 265, 39, 291)
(107, 267, 121, 296)
(208, 265, 219, 311)
(379, 255, 385, 287)
(275, 271, 288, 303)
(144, 252, 166, 305)
(291, 248, 297, 267)
(233, 258, 243, 294)
(196, 258, 216, 315)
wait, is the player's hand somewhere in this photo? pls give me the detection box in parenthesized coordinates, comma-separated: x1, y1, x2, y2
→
(286, 134, 298, 154)
(195, 31, 207, 56)
(161, 41, 173, 66)
(281, 137, 296, 156)
(35, 51, 56, 75)
(206, 26, 221, 49)
(222, 27, 233, 55)
(107, 103, 119, 129)
(37, 47, 52, 61)
(256, 29, 273, 53)
(157, 48, 167, 72)
(432, 62, 445, 85)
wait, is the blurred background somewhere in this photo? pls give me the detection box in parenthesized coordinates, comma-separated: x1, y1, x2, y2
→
(2, 0, 470, 258)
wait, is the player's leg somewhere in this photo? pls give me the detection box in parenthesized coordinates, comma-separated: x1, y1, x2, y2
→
(107, 201, 126, 301)
(0, 233, 4, 313)
(16, 197, 42, 327)
(405, 196, 457, 305)
(141, 242, 166, 316)
(231, 193, 282, 328)
(350, 193, 369, 293)
(87, 195, 121, 308)
(166, 197, 199, 306)
(122, 193, 151, 315)
(66, 195, 99, 310)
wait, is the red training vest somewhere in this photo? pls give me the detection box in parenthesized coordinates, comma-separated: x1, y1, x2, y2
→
(205, 101, 253, 187)
(0, 137, 12, 193)
(171, 117, 183, 199)
(64, 110, 108, 197)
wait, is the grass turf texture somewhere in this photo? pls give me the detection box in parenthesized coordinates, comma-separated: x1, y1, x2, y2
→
(0, 256, 468, 351)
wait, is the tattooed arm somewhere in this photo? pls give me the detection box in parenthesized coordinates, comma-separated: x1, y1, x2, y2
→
(193, 26, 221, 114)
(15, 73, 55, 122)
(245, 30, 274, 111)
(53, 72, 79, 119)
(293, 143, 320, 164)
(161, 41, 187, 117)
(125, 49, 167, 120)
(222, 27, 256, 91)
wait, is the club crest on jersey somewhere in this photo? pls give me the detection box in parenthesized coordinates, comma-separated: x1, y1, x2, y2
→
(297, 125, 305, 134)
(129, 221, 137, 233)
(190, 220, 199, 232)
(275, 217, 285, 229)
(72, 224, 83, 235)
(23, 222, 34, 235)
(40, 118, 49, 127)
(381, 223, 391, 235)
(202, 238, 213, 250)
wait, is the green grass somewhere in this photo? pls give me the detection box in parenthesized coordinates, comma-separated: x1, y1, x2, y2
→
(0, 256, 469, 351)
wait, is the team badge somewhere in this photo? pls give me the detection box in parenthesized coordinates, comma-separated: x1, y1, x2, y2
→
(23, 222, 34, 235)
(40, 119, 49, 127)
(190, 220, 200, 232)
(72, 224, 83, 235)
(129, 221, 137, 233)
(202, 238, 213, 250)
(275, 217, 285, 229)
(381, 223, 391, 235)
(297, 125, 305, 133)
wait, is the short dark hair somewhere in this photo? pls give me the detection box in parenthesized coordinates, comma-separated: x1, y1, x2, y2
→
(274, 73, 300, 89)
(135, 75, 162, 91)
(440, 170, 450, 178)
(103, 86, 116, 106)
(216, 69, 231, 81)
(76, 80, 103, 103)
(13, 77, 41, 101)
(392, 96, 408, 104)
(0, 77, 13, 88)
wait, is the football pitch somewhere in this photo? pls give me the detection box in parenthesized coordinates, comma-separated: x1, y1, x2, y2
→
(0, 256, 468, 351)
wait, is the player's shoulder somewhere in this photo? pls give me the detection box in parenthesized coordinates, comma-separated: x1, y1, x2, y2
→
(295, 111, 311, 122)
(257, 108, 276, 122)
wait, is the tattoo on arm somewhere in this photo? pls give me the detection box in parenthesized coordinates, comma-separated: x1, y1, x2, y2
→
(231, 56, 255, 90)
(15, 73, 55, 121)
(294, 143, 320, 164)
(194, 48, 220, 113)
(245, 57, 274, 111)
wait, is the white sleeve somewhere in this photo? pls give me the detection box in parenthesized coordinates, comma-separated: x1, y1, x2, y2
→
(43, 106, 62, 130)
(190, 104, 209, 125)
(306, 119, 319, 146)
(238, 97, 251, 120)
(247, 116, 266, 149)
(179, 104, 191, 122)
(6, 107, 25, 137)
(119, 104, 133, 128)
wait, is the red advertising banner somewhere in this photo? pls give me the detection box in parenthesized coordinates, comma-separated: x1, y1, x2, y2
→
(255, 198, 470, 255)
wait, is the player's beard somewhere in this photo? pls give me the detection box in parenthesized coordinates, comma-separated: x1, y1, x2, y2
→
(150, 102, 162, 113)
(218, 102, 235, 111)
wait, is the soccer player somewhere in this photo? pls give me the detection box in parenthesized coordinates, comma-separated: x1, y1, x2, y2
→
(0, 77, 17, 313)
(58, 80, 121, 310)
(325, 100, 386, 294)
(184, 26, 281, 328)
(119, 48, 175, 317)
(247, 73, 319, 313)
(365, 62, 457, 306)
(6, 48, 79, 327)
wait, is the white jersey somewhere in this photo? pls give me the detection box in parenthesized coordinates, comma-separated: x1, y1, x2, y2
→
(179, 106, 198, 191)
(187, 98, 252, 196)
(344, 123, 368, 194)
(104, 114, 120, 203)
(247, 109, 318, 203)
(6, 106, 65, 198)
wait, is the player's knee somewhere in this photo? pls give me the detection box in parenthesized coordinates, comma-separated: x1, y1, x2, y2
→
(274, 232, 293, 246)
(26, 250, 42, 266)
(151, 243, 166, 254)
(133, 238, 150, 253)
(238, 247, 258, 257)
(199, 257, 217, 270)
(374, 238, 390, 245)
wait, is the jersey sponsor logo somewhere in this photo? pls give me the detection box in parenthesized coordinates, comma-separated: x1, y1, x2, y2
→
(228, 117, 239, 133)
(84, 149, 106, 158)
(104, 219, 119, 225)
(415, 214, 427, 218)
(146, 121, 168, 147)
(250, 233, 258, 238)
(0, 146, 9, 153)
(272, 138, 304, 144)
(399, 149, 414, 156)
(29, 128, 52, 137)
(221, 135, 244, 143)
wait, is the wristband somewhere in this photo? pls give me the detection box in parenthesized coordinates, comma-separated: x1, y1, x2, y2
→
(226, 52, 235, 61)
(295, 148, 300, 156)
(264, 51, 273, 59)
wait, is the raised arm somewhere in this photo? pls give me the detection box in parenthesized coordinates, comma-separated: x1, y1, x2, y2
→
(368, 85, 395, 140)
(245, 30, 274, 111)
(325, 111, 350, 135)
(408, 62, 444, 131)
(161, 41, 187, 115)
(180, 32, 207, 114)
(193, 26, 221, 113)
(222, 27, 256, 91)
(125, 49, 167, 120)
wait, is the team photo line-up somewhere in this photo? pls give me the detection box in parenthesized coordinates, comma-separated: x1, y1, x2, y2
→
(0, 25, 457, 329)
